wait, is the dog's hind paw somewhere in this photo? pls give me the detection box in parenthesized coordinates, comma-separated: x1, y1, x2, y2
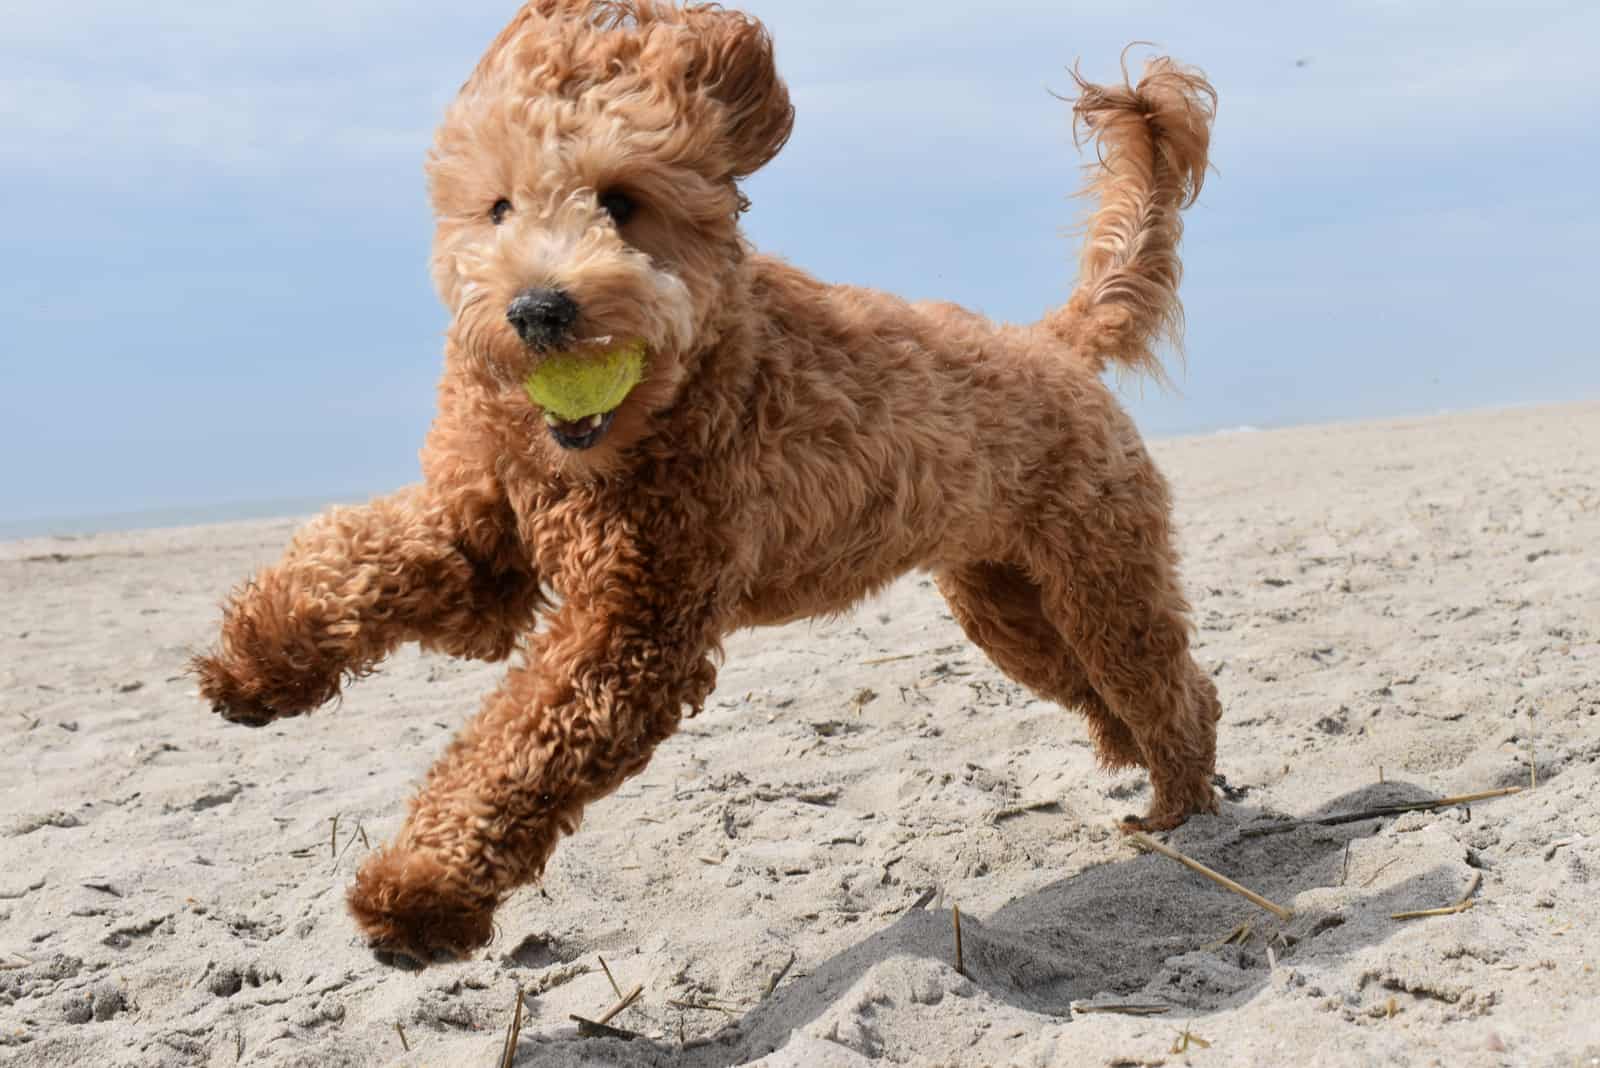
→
(1119, 812, 1188, 833)
(1119, 776, 1220, 833)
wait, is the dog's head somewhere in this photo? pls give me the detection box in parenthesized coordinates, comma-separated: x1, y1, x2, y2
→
(427, 1, 793, 460)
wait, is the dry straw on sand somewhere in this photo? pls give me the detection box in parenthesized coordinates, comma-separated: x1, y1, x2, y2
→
(1391, 871, 1483, 921)
(1127, 831, 1294, 921)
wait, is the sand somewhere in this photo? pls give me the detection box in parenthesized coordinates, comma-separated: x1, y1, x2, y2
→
(2, 401, 1597, 1068)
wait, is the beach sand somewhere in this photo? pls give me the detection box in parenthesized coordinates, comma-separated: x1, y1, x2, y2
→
(2, 401, 1597, 1067)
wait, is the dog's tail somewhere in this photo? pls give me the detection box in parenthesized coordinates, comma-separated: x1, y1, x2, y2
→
(1045, 54, 1215, 380)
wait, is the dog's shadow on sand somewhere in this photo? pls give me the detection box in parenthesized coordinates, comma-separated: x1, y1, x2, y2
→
(513, 779, 1512, 1066)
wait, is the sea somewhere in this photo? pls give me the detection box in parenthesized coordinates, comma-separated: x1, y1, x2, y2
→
(0, 496, 363, 543)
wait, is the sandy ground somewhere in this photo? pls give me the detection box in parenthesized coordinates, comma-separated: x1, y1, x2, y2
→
(2, 401, 1598, 1068)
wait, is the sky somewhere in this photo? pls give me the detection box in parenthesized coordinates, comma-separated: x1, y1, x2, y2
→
(3, 1, 1598, 529)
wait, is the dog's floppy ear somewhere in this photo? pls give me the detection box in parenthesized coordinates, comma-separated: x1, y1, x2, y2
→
(681, 6, 795, 179)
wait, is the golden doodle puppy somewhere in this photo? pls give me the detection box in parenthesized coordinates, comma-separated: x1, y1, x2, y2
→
(195, 0, 1221, 965)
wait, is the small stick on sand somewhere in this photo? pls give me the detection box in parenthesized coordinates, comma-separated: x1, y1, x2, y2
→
(1361, 857, 1401, 888)
(1071, 1002, 1170, 1016)
(1529, 710, 1538, 790)
(988, 799, 1061, 824)
(571, 1016, 639, 1041)
(330, 821, 364, 871)
(1171, 1026, 1212, 1053)
(1241, 786, 1524, 837)
(953, 905, 966, 977)
(571, 982, 646, 1038)
(1341, 840, 1352, 885)
(861, 654, 917, 667)
(1204, 921, 1252, 951)
(1128, 832, 1293, 921)
(668, 998, 738, 1015)
(763, 951, 797, 999)
(596, 983, 644, 1026)
(907, 888, 937, 912)
(356, 821, 370, 850)
(394, 1022, 409, 1052)
(1391, 871, 1483, 920)
(498, 984, 525, 1068)
(598, 955, 623, 1000)
(329, 814, 339, 860)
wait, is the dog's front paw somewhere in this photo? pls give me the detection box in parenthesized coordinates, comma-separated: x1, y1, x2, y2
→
(190, 652, 316, 728)
(348, 846, 497, 969)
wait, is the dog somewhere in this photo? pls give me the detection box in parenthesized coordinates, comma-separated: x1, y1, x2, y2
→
(194, 0, 1220, 966)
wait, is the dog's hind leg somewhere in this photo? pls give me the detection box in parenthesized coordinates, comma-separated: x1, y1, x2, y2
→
(1018, 477, 1220, 832)
(935, 561, 1142, 769)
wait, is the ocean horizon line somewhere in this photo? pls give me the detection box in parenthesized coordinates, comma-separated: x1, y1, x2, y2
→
(0, 494, 370, 543)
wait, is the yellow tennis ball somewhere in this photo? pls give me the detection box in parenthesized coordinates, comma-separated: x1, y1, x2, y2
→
(523, 342, 647, 422)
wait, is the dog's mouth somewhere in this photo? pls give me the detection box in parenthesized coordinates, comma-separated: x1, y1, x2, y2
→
(543, 409, 619, 450)
(522, 339, 647, 452)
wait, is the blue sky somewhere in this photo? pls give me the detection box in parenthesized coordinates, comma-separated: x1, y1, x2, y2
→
(3, 1, 1597, 527)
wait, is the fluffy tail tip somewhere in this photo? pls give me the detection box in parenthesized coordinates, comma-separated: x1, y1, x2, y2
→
(1071, 53, 1215, 209)
(1049, 52, 1216, 379)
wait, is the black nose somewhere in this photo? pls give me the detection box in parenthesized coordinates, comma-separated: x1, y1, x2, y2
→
(506, 287, 579, 348)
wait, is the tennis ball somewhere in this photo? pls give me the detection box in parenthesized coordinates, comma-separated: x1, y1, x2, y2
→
(523, 341, 647, 422)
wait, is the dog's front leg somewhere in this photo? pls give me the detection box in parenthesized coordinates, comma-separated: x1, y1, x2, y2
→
(194, 484, 538, 727)
(346, 565, 720, 965)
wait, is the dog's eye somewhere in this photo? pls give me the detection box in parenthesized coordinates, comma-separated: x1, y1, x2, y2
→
(598, 190, 636, 226)
(489, 199, 513, 225)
